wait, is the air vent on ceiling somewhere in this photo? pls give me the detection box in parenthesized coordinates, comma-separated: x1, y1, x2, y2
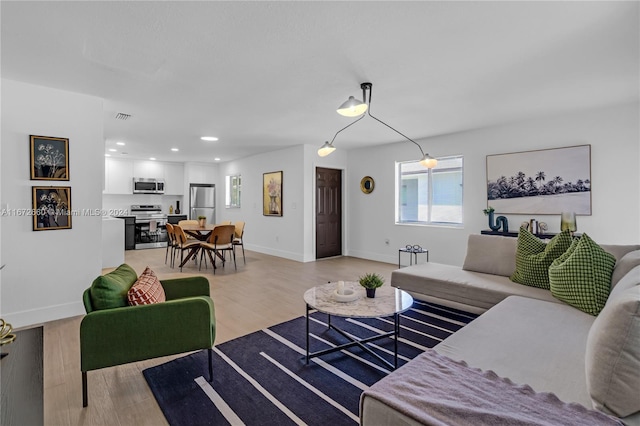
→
(115, 112, 131, 121)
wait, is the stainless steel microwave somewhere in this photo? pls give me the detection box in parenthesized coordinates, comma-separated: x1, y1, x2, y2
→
(133, 178, 165, 194)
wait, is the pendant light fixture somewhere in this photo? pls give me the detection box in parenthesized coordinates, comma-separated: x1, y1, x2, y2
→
(337, 96, 368, 117)
(319, 82, 437, 169)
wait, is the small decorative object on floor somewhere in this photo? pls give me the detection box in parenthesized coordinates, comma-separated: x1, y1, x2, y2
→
(359, 272, 385, 298)
(0, 318, 16, 357)
(484, 206, 509, 233)
(560, 212, 577, 235)
(197, 216, 206, 227)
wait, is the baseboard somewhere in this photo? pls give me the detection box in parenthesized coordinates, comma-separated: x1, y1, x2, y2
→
(344, 249, 397, 266)
(244, 244, 305, 262)
(3, 301, 85, 329)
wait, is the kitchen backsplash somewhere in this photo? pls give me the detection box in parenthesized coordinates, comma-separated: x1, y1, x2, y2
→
(103, 194, 184, 216)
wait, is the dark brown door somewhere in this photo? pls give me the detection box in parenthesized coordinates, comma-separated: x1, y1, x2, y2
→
(316, 167, 342, 259)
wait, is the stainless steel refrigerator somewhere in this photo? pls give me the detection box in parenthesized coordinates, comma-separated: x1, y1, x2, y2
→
(189, 184, 216, 224)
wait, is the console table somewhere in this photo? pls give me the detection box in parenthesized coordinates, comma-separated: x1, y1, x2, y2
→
(481, 230, 580, 239)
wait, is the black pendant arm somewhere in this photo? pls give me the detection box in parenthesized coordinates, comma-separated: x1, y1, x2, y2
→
(367, 110, 426, 157)
(362, 81, 427, 157)
(330, 114, 365, 144)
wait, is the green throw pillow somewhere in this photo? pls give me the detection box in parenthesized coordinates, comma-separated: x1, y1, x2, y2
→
(510, 228, 573, 289)
(549, 234, 616, 316)
(90, 263, 138, 310)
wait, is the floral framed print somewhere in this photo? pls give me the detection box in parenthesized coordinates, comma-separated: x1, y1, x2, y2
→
(32, 186, 72, 231)
(263, 171, 282, 216)
(486, 144, 591, 215)
(30, 135, 69, 180)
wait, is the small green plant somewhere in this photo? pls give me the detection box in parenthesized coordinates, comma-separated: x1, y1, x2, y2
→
(358, 272, 385, 289)
(197, 215, 206, 220)
(483, 206, 495, 216)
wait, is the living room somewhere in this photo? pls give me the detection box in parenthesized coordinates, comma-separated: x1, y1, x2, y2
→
(1, 1, 639, 425)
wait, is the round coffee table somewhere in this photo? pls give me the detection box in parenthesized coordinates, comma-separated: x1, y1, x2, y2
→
(303, 282, 413, 370)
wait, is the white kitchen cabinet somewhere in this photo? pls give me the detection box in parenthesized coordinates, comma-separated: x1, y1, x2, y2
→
(104, 158, 134, 194)
(163, 162, 184, 195)
(133, 160, 164, 179)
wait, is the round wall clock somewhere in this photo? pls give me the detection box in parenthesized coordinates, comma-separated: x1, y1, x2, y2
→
(360, 176, 375, 194)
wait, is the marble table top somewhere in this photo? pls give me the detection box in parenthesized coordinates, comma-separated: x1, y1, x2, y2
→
(303, 282, 414, 319)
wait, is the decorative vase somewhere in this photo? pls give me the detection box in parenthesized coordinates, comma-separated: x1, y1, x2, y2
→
(488, 211, 509, 233)
(175, 201, 181, 214)
(560, 212, 577, 233)
(198, 218, 206, 227)
(365, 288, 376, 298)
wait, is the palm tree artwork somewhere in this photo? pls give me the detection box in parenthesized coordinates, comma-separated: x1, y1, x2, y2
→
(485, 145, 592, 215)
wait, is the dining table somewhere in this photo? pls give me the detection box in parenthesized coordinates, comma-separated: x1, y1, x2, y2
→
(178, 223, 217, 241)
(175, 223, 228, 269)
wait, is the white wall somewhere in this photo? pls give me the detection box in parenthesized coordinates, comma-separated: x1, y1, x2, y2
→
(1, 80, 104, 328)
(347, 102, 640, 266)
(217, 144, 349, 262)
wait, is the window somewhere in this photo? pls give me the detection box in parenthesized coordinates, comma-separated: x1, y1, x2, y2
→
(396, 156, 463, 225)
(225, 174, 241, 208)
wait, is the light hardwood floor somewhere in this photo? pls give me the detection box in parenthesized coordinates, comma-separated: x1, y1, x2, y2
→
(44, 248, 398, 425)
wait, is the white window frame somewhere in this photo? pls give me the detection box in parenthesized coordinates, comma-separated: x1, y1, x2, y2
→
(395, 155, 464, 226)
(225, 174, 241, 208)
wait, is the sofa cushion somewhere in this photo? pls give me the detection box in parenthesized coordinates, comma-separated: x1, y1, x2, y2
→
(510, 228, 573, 289)
(392, 263, 559, 311)
(90, 263, 138, 310)
(611, 249, 640, 289)
(609, 265, 640, 301)
(585, 284, 640, 418)
(127, 267, 166, 306)
(435, 296, 595, 407)
(462, 234, 517, 277)
(549, 234, 616, 316)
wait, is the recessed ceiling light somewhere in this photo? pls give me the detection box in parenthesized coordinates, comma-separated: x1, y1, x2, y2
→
(201, 136, 219, 142)
(171, 148, 179, 152)
(149, 157, 156, 161)
(116, 142, 125, 146)
(108, 148, 117, 152)
(105, 154, 111, 157)
(214, 157, 221, 161)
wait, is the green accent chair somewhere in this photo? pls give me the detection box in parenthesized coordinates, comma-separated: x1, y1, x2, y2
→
(80, 265, 215, 407)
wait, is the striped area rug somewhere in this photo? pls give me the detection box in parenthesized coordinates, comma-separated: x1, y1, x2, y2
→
(143, 299, 477, 426)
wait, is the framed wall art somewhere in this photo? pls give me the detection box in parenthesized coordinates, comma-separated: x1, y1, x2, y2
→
(30, 135, 69, 180)
(486, 145, 591, 215)
(263, 171, 282, 216)
(32, 186, 72, 231)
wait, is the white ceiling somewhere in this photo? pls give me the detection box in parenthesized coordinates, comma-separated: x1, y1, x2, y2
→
(2, 1, 638, 163)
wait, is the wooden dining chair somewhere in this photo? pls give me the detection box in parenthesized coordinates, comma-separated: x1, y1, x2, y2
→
(232, 221, 246, 264)
(199, 225, 236, 274)
(165, 223, 180, 267)
(173, 225, 202, 271)
(220, 220, 232, 225)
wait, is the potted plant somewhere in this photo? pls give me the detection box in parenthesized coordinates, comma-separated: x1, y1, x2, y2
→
(359, 272, 385, 298)
(197, 215, 206, 227)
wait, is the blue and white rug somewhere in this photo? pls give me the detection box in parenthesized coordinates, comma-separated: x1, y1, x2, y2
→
(143, 299, 477, 426)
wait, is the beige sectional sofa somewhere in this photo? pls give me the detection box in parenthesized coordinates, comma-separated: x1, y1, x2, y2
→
(360, 233, 640, 425)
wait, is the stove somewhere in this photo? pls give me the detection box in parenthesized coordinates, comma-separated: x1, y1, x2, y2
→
(131, 205, 168, 249)
(131, 204, 168, 225)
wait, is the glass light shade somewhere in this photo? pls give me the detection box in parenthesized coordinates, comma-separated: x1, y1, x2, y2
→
(419, 154, 438, 168)
(337, 96, 368, 117)
(560, 212, 577, 232)
(317, 141, 336, 157)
